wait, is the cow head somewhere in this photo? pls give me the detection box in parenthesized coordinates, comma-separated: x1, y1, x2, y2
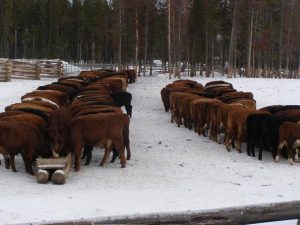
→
(47, 107, 72, 157)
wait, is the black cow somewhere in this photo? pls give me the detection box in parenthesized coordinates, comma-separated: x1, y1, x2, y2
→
(259, 113, 300, 160)
(82, 145, 120, 165)
(246, 113, 271, 159)
(259, 105, 300, 115)
(111, 91, 132, 117)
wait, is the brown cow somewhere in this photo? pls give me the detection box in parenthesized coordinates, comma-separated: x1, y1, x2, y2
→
(73, 106, 123, 118)
(225, 108, 269, 153)
(218, 92, 253, 103)
(37, 83, 77, 96)
(124, 69, 137, 83)
(0, 121, 50, 174)
(190, 98, 220, 135)
(0, 113, 46, 131)
(275, 122, 300, 164)
(47, 107, 128, 171)
(215, 103, 238, 144)
(5, 102, 54, 115)
(161, 86, 191, 112)
(169, 92, 195, 126)
(205, 101, 224, 141)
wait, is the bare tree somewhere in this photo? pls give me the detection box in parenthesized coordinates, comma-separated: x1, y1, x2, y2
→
(228, 0, 238, 78)
(168, 0, 172, 79)
(134, 0, 139, 74)
(246, 0, 254, 77)
(118, 1, 123, 71)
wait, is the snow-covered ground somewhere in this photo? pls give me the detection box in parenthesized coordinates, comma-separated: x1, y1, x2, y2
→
(0, 72, 300, 224)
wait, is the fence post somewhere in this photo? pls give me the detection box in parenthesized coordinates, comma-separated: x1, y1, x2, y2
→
(57, 59, 64, 78)
(35, 61, 41, 80)
(5, 59, 12, 81)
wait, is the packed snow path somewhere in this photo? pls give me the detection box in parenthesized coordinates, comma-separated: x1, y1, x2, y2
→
(0, 74, 299, 224)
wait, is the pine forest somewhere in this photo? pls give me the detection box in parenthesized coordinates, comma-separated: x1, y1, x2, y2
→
(0, 0, 299, 78)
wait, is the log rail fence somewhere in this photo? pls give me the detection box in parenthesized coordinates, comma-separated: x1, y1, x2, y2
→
(0, 58, 63, 81)
(24, 200, 300, 225)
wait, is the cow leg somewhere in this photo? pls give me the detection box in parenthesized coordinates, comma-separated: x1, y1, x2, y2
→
(125, 105, 132, 118)
(236, 136, 242, 153)
(211, 121, 218, 142)
(111, 145, 119, 163)
(125, 141, 131, 161)
(113, 139, 126, 168)
(249, 136, 257, 157)
(183, 116, 186, 127)
(275, 142, 285, 163)
(9, 153, 17, 172)
(225, 128, 232, 151)
(247, 141, 251, 156)
(4, 154, 10, 169)
(231, 139, 236, 148)
(100, 140, 112, 167)
(202, 127, 207, 137)
(295, 148, 299, 162)
(74, 144, 82, 171)
(171, 113, 174, 123)
(193, 117, 198, 132)
(258, 135, 266, 160)
(272, 144, 278, 160)
(81, 146, 87, 159)
(26, 160, 34, 175)
(258, 146, 263, 160)
(251, 143, 256, 157)
(83, 145, 93, 165)
(236, 128, 244, 153)
(288, 147, 294, 165)
(129, 105, 132, 118)
(21, 153, 34, 175)
(197, 119, 202, 135)
(187, 117, 193, 130)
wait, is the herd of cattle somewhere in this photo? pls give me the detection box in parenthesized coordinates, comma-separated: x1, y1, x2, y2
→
(0, 69, 136, 175)
(161, 79, 300, 164)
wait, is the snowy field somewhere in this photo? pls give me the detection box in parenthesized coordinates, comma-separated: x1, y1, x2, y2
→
(0, 72, 300, 224)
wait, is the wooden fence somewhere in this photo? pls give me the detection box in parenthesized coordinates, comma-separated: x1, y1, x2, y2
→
(27, 200, 300, 225)
(0, 59, 64, 81)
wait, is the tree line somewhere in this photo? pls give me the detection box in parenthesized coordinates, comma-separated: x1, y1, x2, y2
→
(0, 0, 299, 78)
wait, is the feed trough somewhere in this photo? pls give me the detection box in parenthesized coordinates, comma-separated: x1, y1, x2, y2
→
(36, 153, 72, 184)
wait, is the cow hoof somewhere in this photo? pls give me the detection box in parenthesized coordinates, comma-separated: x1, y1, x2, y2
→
(274, 155, 280, 163)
